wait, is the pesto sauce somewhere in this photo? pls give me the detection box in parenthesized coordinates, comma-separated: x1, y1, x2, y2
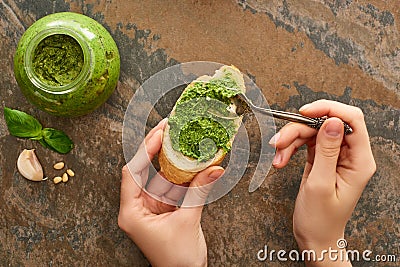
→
(169, 73, 241, 161)
(32, 34, 83, 86)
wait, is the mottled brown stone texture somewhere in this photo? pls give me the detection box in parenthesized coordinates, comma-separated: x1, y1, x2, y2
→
(0, 0, 398, 266)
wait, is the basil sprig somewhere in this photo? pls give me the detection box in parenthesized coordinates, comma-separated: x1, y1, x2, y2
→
(4, 107, 74, 154)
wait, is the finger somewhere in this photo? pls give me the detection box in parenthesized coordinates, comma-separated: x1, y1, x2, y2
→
(272, 137, 306, 168)
(269, 123, 317, 149)
(299, 100, 370, 151)
(164, 184, 189, 203)
(179, 166, 224, 217)
(120, 165, 143, 205)
(308, 117, 344, 189)
(147, 172, 190, 206)
(270, 122, 317, 168)
(146, 172, 173, 197)
(127, 118, 167, 173)
(127, 128, 163, 176)
(144, 118, 168, 142)
(142, 191, 178, 214)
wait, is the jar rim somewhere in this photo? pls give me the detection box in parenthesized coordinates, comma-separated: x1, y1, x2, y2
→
(24, 27, 91, 94)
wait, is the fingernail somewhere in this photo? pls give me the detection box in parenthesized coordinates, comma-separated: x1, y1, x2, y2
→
(272, 152, 282, 165)
(269, 132, 280, 145)
(299, 103, 311, 112)
(324, 119, 343, 137)
(209, 169, 224, 179)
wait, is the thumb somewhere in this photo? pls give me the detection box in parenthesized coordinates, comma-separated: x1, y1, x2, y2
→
(309, 118, 344, 186)
(179, 166, 224, 216)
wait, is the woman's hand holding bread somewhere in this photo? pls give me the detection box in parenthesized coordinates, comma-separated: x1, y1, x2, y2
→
(118, 119, 223, 267)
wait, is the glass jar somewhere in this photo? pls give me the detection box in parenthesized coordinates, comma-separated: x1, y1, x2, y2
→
(14, 12, 120, 116)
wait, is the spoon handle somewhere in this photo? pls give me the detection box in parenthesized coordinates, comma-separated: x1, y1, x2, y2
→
(253, 106, 353, 135)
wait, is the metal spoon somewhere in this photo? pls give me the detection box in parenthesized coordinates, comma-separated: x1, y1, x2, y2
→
(237, 92, 352, 134)
(207, 86, 353, 134)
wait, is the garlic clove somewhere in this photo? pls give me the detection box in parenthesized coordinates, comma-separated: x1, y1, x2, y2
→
(17, 149, 44, 182)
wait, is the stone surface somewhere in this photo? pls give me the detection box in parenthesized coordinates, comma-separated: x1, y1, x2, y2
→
(0, 0, 398, 266)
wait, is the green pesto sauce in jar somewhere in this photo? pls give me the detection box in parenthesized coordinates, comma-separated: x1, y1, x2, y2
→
(14, 12, 120, 117)
(32, 34, 84, 87)
(168, 73, 241, 161)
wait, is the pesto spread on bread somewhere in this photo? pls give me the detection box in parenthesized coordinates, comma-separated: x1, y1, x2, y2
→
(168, 74, 241, 161)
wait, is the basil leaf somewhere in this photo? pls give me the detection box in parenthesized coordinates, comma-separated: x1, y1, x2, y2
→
(38, 138, 53, 150)
(42, 128, 74, 154)
(4, 107, 42, 138)
(3, 107, 74, 154)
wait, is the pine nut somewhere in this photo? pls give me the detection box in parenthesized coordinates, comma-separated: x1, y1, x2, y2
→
(53, 176, 62, 184)
(62, 173, 69, 183)
(53, 162, 65, 170)
(66, 169, 75, 177)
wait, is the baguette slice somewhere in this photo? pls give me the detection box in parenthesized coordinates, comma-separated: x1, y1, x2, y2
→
(159, 65, 246, 184)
